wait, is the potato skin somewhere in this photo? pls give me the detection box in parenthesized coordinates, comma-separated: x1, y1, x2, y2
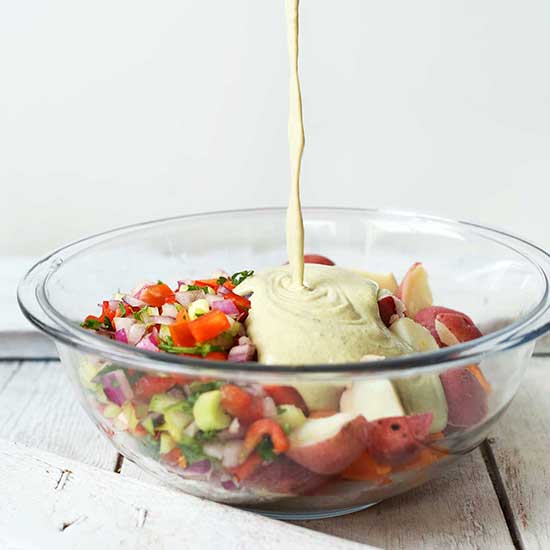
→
(287, 416, 368, 475)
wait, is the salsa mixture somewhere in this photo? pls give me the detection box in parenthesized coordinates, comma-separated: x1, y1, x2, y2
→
(79, 257, 490, 497)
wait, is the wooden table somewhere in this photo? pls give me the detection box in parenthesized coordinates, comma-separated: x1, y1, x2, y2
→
(0, 340, 548, 550)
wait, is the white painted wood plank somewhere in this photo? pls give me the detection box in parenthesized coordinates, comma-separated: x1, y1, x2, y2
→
(0, 438, 375, 550)
(487, 357, 550, 550)
(0, 361, 117, 470)
(294, 449, 513, 550)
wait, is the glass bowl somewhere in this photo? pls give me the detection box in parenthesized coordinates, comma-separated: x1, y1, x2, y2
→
(18, 208, 550, 520)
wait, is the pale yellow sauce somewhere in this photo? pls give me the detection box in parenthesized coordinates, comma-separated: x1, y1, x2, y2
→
(235, 0, 409, 365)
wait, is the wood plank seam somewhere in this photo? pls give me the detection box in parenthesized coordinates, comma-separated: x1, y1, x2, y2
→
(480, 440, 525, 550)
(0, 362, 22, 397)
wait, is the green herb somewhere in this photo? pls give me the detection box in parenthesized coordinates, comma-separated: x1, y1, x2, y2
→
(216, 276, 228, 285)
(276, 406, 286, 415)
(188, 380, 224, 395)
(158, 342, 222, 357)
(230, 270, 254, 287)
(157, 280, 164, 285)
(133, 306, 149, 322)
(196, 430, 219, 442)
(103, 316, 113, 330)
(119, 302, 127, 317)
(178, 435, 206, 464)
(256, 436, 277, 461)
(81, 318, 103, 330)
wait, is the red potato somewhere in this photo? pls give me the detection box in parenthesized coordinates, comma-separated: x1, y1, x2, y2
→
(365, 413, 433, 467)
(303, 254, 335, 266)
(414, 306, 481, 347)
(397, 263, 433, 318)
(377, 293, 406, 327)
(440, 368, 488, 430)
(243, 456, 330, 495)
(287, 414, 368, 475)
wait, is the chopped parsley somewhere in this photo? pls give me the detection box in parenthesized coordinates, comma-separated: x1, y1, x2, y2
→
(81, 316, 113, 331)
(230, 270, 254, 287)
(195, 430, 219, 442)
(178, 435, 206, 464)
(216, 276, 228, 285)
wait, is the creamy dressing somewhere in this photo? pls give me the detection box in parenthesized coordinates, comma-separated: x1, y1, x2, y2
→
(235, 1, 409, 365)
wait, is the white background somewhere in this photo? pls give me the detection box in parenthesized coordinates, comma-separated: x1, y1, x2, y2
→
(1, 0, 549, 257)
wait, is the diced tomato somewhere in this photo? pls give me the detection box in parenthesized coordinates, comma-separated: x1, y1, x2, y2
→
(228, 453, 263, 481)
(169, 321, 196, 347)
(205, 351, 228, 361)
(194, 279, 219, 292)
(240, 419, 290, 461)
(223, 291, 251, 312)
(263, 385, 309, 415)
(341, 451, 392, 482)
(140, 284, 175, 307)
(171, 373, 195, 385)
(221, 385, 264, 423)
(162, 447, 187, 468)
(188, 310, 230, 343)
(133, 375, 179, 399)
(101, 301, 117, 323)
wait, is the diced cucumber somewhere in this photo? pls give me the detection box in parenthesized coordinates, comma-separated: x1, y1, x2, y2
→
(209, 321, 241, 349)
(159, 325, 171, 341)
(141, 415, 155, 435)
(193, 390, 231, 431)
(103, 404, 122, 419)
(160, 433, 177, 455)
(149, 393, 182, 414)
(146, 307, 160, 316)
(164, 406, 193, 443)
(276, 404, 306, 432)
(121, 402, 139, 431)
(188, 299, 210, 320)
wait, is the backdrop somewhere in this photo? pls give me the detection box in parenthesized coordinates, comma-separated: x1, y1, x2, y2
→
(2, 0, 549, 256)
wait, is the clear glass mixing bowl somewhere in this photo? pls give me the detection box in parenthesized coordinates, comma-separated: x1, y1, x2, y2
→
(18, 208, 550, 519)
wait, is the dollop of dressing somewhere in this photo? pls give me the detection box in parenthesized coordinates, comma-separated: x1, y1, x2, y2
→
(236, 265, 411, 365)
(237, 1, 409, 365)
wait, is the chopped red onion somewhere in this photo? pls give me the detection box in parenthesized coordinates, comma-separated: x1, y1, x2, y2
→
(206, 294, 224, 306)
(136, 334, 159, 352)
(102, 370, 134, 406)
(222, 440, 244, 468)
(108, 300, 121, 312)
(149, 316, 175, 326)
(229, 417, 241, 434)
(127, 323, 147, 346)
(228, 342, 256, 362)
(236, 311, 248, 323)
(123, 295, 146, 308)
(161, 303, 178, 318)
(175, 290, 206, 306)
(150, 327, 160, 345)
(262, 396, 278, 419)
(184, 459, 212, 475)
(114, 329, 128, 344)
(114, 317, 135, 332)
(217, 286, 230, 296)
(238, 336, 251, 346)
(212, 299, 239, 316)
(133, 282, 154, 299)
(203, 442, 225, 461)
(221, 479, 238, 491)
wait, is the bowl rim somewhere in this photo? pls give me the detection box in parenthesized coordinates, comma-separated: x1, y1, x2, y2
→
(18, 207, 550, 378)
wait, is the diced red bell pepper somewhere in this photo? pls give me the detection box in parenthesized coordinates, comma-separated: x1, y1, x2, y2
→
(188, 310, 230, 343)
(228, 452, 263, 481)
(205, 351, 228, 361)
(263, 385, 309, 415)
(140, 283, 175, 307)
(223, 291, 251, 312)
(240, 419, 290, 462)
(220, 384, 264, 423)
(194, 279, 219, 292)
(133, 375, 179, 399)
(169, 321, 196, 347)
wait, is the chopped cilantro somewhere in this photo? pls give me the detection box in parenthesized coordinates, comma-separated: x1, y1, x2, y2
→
(133, 306, 149, 321)
(178, 435, 206, 464)
(188, 380, 224, 395)
(230, 270, 254, 287)
(186, 284, 209, 292)
(256, 436, 277, 461)
(216, 276, 228, 285)
(119, 302, 127, 317)
(196, 430, 219, 442)
(81, 318, 103, 330)
(276, 406, 286, 415)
